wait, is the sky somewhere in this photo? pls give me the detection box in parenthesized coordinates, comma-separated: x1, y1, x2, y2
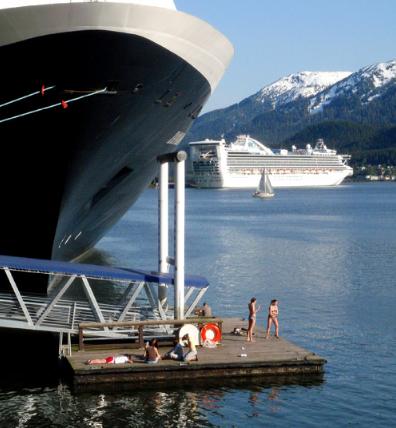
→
(176, 0, 396, 113)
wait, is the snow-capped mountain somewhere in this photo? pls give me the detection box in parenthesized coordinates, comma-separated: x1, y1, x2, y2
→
(256, 71, 351, 109)
(186, 58, 396, 145)
(187, 70, 351, 142)
(309, 59, 396, 113)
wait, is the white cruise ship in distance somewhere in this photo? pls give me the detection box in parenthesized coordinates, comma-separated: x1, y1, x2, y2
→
(188, 135, 353, 188)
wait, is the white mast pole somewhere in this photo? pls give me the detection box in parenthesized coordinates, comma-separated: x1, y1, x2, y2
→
(174, 151, 187, 320)
(158, 161, 169, 306)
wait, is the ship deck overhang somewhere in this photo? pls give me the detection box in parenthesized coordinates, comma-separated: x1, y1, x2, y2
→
(0, 1, 233, 91)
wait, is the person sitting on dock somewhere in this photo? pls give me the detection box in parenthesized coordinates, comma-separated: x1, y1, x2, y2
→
(247, 297, 261, 342)
(194, 302, 212, 317)
(201, 302, 212, 317)
(87, 354, 133, 365)
(182, 334, 198, 362)
(144, 338, 161, 364)
(163, 339, 184, 361)
(266, 299, 279, 339)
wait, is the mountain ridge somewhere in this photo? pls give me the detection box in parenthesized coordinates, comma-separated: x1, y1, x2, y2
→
(186, 59, 396, 157)
(256, 70, 352, 109)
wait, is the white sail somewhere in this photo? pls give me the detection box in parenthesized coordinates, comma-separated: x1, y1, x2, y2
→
(264, 171, 274, 194)
(257, 173, 265, 192)
(253, 169, 274, 198)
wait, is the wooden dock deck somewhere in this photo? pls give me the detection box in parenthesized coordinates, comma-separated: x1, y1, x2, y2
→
(65, 318, 326, 387)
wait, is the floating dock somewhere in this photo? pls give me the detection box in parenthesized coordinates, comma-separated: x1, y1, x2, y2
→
(65, 318, 326, 387)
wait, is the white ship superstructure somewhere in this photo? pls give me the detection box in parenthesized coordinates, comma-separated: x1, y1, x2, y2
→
(189, 136, 353, 188)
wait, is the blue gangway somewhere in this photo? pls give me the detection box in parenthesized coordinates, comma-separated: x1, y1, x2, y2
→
(0, 254, 209, 350)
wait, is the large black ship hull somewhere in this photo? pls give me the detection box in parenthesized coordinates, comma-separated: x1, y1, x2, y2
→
(0, 3, 233, 293)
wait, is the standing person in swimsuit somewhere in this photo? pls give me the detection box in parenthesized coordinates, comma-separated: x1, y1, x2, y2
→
(247, 297, 260, 342)
(266, 299, 279, 339)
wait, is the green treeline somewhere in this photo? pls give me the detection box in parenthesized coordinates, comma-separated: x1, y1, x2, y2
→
(283, 121, 396, 167)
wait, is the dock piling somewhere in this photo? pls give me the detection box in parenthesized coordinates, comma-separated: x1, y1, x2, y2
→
(174, 152, 187, 320)
(158, 161, 169, 307)
(157, 150, 188, 320)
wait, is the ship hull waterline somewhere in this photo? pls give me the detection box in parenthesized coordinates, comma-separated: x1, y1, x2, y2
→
(189, 169, 353, 189)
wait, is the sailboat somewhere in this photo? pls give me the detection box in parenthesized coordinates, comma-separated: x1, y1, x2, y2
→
(253, 169, 275, 198)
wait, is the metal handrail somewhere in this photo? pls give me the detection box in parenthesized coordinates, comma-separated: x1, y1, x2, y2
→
(78, 317, 223, 350)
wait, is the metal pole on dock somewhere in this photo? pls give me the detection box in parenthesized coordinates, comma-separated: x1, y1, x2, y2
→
(158, 161, 169, 307)
(174, 151, 187, 319)
(157, 151, 187, 320)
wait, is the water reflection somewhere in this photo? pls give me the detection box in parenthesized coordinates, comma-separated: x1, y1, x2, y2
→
(0, 349, 324, 427)
(246, 386, 280, 417)
(69, 375, 324, 427)
(267, 387, 281, 414)
(16, 395, 37, 428)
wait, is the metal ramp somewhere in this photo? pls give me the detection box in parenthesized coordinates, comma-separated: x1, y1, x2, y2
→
(0, 149, 205, 355)
(0, 255, 208, 345)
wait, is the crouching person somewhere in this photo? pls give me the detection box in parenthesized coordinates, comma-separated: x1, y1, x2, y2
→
(163, 339, 184, 361)
(182, 334, 198, 362)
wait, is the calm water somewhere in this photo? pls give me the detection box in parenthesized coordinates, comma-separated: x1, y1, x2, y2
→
(1, 183, 395, 427)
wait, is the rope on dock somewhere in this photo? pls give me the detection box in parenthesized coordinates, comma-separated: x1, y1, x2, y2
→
(0, 85, 56, 109)
(0, 87, 107, 124)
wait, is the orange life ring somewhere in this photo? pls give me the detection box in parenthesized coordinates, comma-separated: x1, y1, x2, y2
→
(200, 323, 222, 344)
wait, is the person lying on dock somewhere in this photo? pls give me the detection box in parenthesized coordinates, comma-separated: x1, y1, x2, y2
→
(182, 334, 198, 362)
(163, 339, 184, 361)
(145, 339, 161, 364)
(87, 354, 133, 365)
